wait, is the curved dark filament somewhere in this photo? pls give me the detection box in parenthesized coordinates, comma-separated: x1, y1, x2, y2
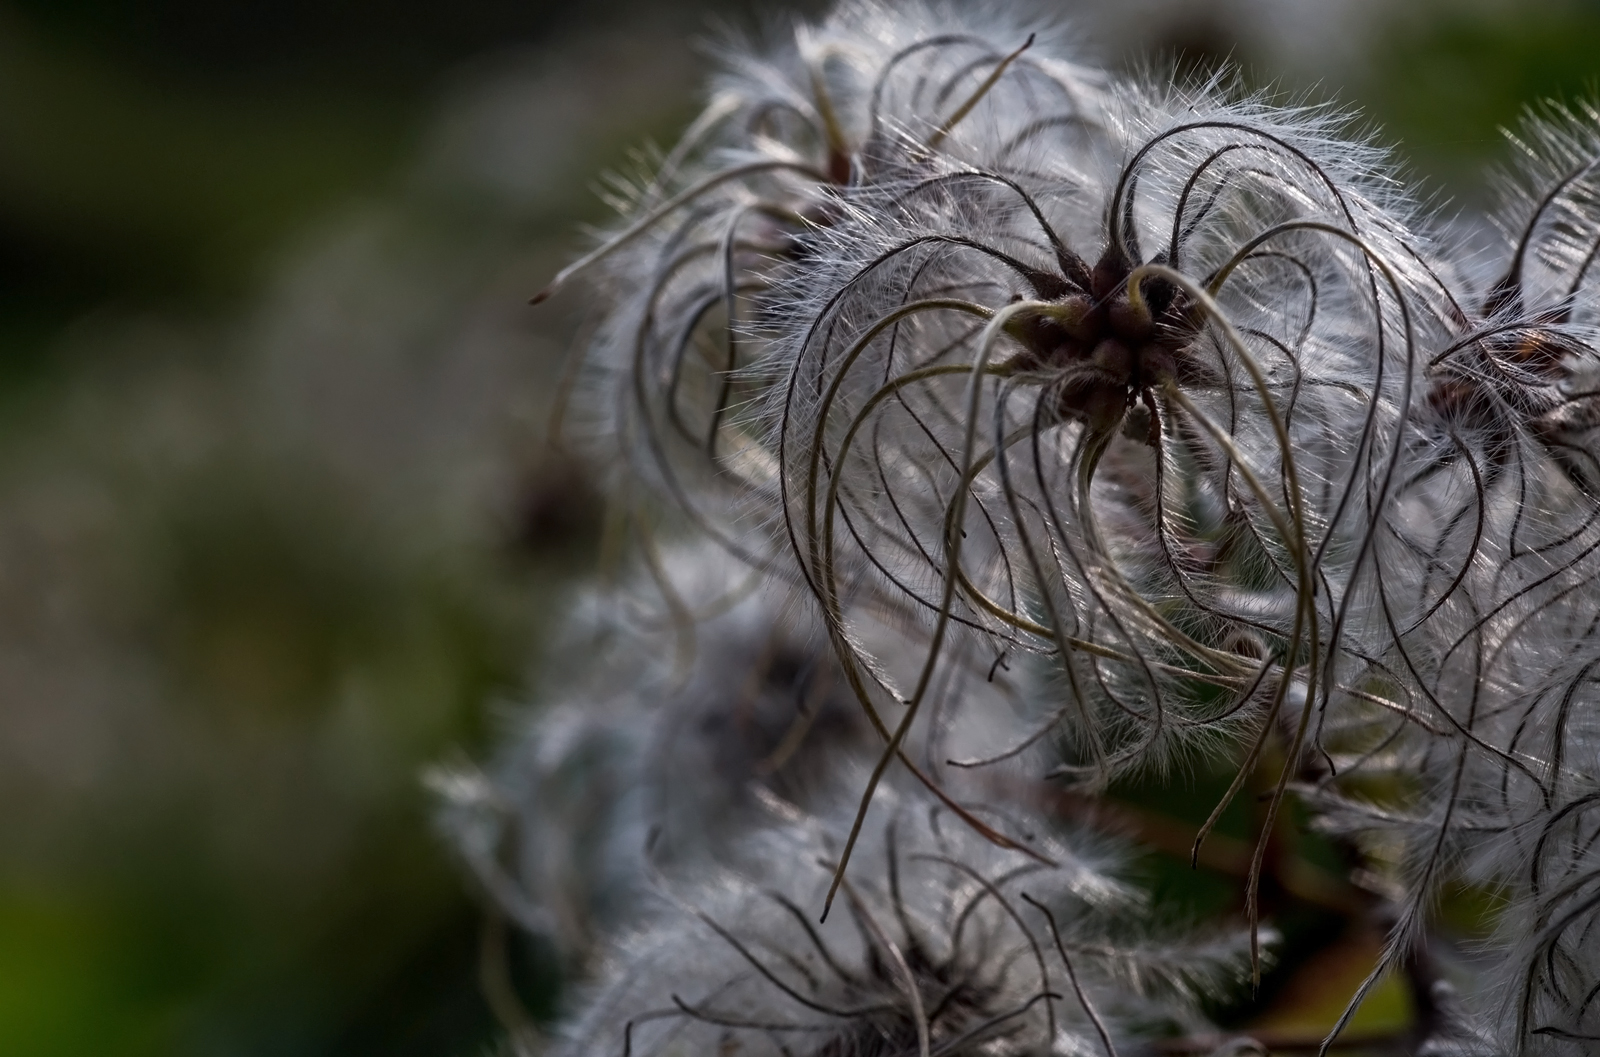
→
(912, 852, 1056, 1049)
(889, 169, 1089, 285)
(1493, 146, 1600, 318)
(1020, 893, 1118, 1057)
(866, 35, 1004, 154)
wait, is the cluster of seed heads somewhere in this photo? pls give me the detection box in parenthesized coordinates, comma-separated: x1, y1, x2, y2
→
(437, 2, 1600, 1055)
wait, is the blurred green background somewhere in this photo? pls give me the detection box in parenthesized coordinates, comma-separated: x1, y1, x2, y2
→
(0, 1, 1596, 1055)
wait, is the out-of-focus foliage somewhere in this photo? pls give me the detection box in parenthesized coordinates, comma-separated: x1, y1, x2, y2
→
(1364, 1, 1600, 188)
(0, 5, 703, 1055)
(0, 1, 1595, 1056)
(0, 12, 405, 364)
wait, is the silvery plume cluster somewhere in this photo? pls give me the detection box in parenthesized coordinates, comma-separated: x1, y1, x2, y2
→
(434, 2, 1600, 1054)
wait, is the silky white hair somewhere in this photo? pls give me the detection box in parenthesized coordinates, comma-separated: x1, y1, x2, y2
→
(466, 3, 1600, 1055)
(555, 785, 1252, 1057)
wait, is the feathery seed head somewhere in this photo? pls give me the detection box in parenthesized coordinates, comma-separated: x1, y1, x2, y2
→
(503, 3, 1600, 1053)
(555, 788, 1249, 1057)
(434, 542, 876, 962)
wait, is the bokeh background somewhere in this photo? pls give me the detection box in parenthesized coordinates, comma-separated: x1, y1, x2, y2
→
(3, 1, 1598, 1054)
